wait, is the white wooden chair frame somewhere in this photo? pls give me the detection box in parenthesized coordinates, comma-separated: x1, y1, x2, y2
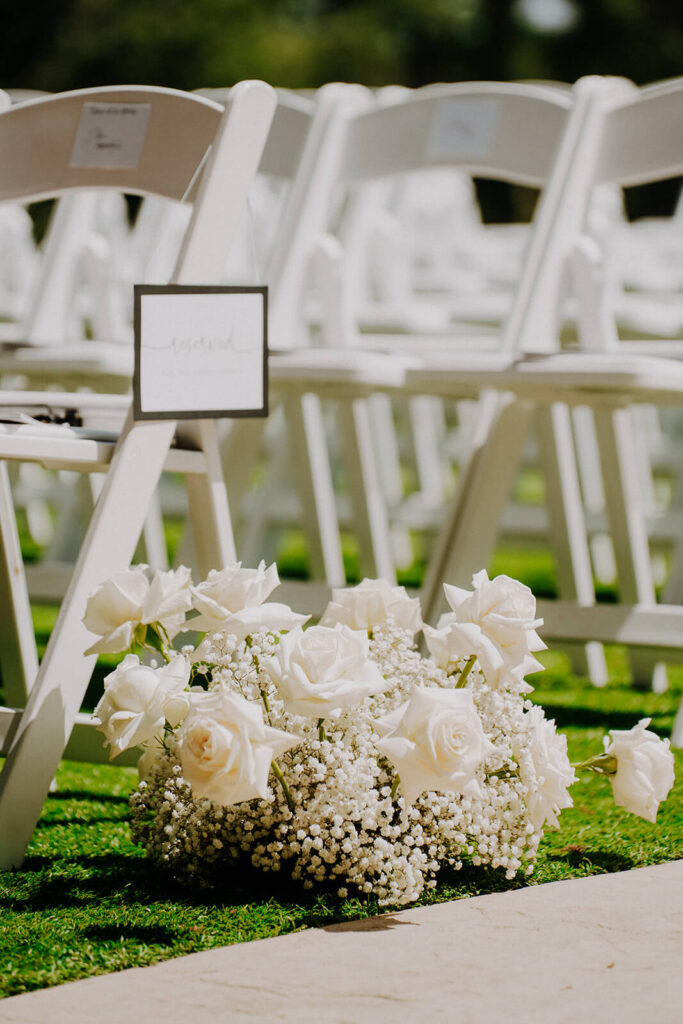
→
(406, 77, 683, 724)
(0, 80, 277, 869)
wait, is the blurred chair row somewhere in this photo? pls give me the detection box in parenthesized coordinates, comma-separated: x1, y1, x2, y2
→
(1, 74, 683, 868)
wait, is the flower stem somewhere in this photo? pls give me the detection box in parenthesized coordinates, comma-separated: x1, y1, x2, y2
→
(573, 753, 618, 776)
(143, 623, 173, 663)
(390, 775, 401, 801)
(455, 655, 477, 688)
(271, 760, 295, 812)
(317, 718, 327, 742)
(260, 689, 273, 726)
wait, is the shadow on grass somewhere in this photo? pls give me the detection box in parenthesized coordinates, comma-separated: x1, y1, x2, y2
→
(548, 847, 634, 873)
(324, 913, 416, 934)
(3, 852, 324, 915)
(536, 703, 669, 733)
(45, 791, 130, 805)
(36, 814, 131, 828)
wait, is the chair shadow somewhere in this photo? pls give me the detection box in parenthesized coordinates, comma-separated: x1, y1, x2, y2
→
(46, 790, 130, 805)
(548, 847, 634, 873)
(36, 814, 130, 828)
(537, 703, 669, 734)
(323, 913, 415, 934)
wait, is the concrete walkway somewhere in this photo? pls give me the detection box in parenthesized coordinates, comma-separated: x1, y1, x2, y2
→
(2, 861, 682, 1024)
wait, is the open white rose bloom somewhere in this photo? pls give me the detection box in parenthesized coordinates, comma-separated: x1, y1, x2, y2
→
(84, 563, 676, 907)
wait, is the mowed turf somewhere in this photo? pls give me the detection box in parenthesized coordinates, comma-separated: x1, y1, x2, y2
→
(1, 542, 681, 997)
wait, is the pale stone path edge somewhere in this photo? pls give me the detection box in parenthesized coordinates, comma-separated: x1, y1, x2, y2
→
(2, 861, 682, 1024)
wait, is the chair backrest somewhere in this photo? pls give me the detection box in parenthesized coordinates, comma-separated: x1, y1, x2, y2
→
(268, 79, 623, 355)
(0, 85, 224, 205)
(548, 77, 683, 353)
(338, 82, 572, 187)
(596, 77, 683, 187)
(0, 83, 277, 347)
(262, 84, 372, 346)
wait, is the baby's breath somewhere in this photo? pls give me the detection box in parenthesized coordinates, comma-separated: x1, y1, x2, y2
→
(131, 624, 543, 905)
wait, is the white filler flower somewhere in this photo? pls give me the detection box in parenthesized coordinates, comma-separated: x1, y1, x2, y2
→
(176, 689, 300, 807)
(424, 570, 545, 688)
(517, 705, 575, 829)
(320, 578, 423, 635)
(265, 623, 388, 718)
(190, 561, 307, 639)
(94, 653, 191, 758)
(84, 565, 193, 654)
(376, 687, 494, 806)
(605, 718, 675, 823)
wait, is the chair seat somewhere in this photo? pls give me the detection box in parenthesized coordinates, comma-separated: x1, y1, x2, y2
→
(359, 330, 502, 354)
(0, 390, 205, 472)
(269, 346, 418, 395)
(0, 341, 134, 388)
(405, 350, 683, 405)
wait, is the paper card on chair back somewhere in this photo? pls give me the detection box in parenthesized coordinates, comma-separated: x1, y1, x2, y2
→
(70, 102, 151, 169)
(427, 97, 500, 161)
(133, 285, 268, 420)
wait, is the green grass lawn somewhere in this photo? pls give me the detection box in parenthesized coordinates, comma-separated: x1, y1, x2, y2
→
(0, 649, 681, 999)
(1, 534, 681, 999)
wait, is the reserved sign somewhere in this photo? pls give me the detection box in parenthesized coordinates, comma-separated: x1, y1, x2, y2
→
(133, 285, 268, 420)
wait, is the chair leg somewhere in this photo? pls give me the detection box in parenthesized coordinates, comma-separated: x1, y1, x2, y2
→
(408, 395, 449, 503)
(672, 696, 683, 748)
(422, 393, 536, 623)
(220, 417, 269, 536)
(0, 416, 176, 870)
(283, 394, 346, 587)
(572, 406, 616, 585)
(178, 419, 236, 577)
(139, 491, 170, 572)
(0, 463, 39, 706)
(241, 426, 292, 568)
(593, 406, 667, 691)
(369, 394, 413, 569)
(536, 404, 608, 685)
(662, 468, 683, 605)
(336, 396, 397, 582)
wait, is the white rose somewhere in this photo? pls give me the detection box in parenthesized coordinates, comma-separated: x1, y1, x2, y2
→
(606, 718, 675, 823)
(141, 566, 193, 638)
(83, 566, 149, 654)
(376, 687, 494, 806)
(189, 561, 308, 639)
(175, 689, 300, 806)
(424, 570, 545, 688)
(320, 578, 422, 635)
(264, 624, 388, 718)
(84, 565, 193, 654)
(94, 653, 191, 758)
(516, 705, 575, 830)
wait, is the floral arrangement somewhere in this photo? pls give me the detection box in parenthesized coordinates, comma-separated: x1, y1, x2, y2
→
(84, 561, 675, 906)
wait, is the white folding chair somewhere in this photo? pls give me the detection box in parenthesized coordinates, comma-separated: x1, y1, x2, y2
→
(404, 77, 683, 717)
(221, 83, 418, 601)
(272, 80, 623, 685)
(0, 80, 277, 868)
(2, 88, 319, 607)
(242, 81, 599, 610)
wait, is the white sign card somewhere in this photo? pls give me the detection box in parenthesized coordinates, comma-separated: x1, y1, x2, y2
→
(134, 286, 268, 420)
(70, 102, 151, 169)
(427, 97, 500, 162)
